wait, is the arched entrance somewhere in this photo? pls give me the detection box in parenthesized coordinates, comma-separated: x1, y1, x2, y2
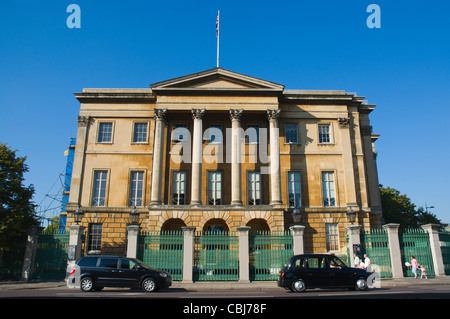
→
(202, 218, 229, 233)
(246, 218, 270, 233)
(161, 218, 186, 232)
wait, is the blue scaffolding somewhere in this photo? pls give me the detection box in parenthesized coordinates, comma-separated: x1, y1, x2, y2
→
(59, 137, 76, 232)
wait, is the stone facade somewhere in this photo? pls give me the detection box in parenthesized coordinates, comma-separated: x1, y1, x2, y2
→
(65, 68, 382, 255)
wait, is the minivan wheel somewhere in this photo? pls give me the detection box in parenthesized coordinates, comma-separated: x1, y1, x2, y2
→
(355, 277, 368, 291)
(80, 277, 94, 292)
(291, 279, 306, 292)
(142, 278, 158, 292)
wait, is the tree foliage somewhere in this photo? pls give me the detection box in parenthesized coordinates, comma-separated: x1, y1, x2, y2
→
(380, 185, 443, 229)
(0, 143, 39, 250)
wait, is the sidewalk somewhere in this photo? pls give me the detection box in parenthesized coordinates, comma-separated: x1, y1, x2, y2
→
(1, 276, 450, 291)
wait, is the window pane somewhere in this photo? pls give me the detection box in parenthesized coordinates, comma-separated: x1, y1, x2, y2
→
(172, 172, 186, 205)
(246, 125, 259, 144)
(92, 171, 108, 207)
(322, 172, 336, 207)
(208, 172, 222, 205)
(98, 123, 113, 143)
(133, 123, 148, 143)
(288, 172, 301, 207)
(129, 171, 144, 207)
(173, 125, 188, 142)
(326, 223, 339, 251)
(285, 124, 298, 143)
(248, 172, 261, 205)
(88, 224, 102, 251)
(318, 124, 331, 143)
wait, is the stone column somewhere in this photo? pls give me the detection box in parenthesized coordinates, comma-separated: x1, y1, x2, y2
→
(339, 117, 358, 209)
(67, 116, 92, 208)
(150, 109, 167, 205)
(290, 225, 305, 255)
(126, 224, 141, 259)
(382, 223, 404, 278)
(421, 224, 446, 276)
(191, 109, 205, 205)
(182, 226, 196, 283)
(267, 110, 282, 205)
(237, 226, 251, 283)
(21, 226, 44, 281)
(230, 109, 243, 206)
(345, 224, 362, 267)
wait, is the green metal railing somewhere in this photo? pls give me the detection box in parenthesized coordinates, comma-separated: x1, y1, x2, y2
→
(0, 237, 27, 280)
(360, 228, 392, 278)
(193, 231, 239, 281)
(33, 230, 70, 280)
(138, 231, 184, 281)
(399, 228, 435, 277)
(439, 230, 450, 275)
(249, 231, 293, 281)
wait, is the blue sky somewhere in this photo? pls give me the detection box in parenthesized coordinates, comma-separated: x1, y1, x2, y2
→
(1, 1, 449, 224)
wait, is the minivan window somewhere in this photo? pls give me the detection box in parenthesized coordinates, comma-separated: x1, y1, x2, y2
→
(99, 258, 118, 268)
(293, 258, 306, 269)
(78, 257, 98, 267)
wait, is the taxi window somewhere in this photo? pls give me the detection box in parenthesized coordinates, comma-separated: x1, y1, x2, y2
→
(293, 257, 306, 269)
(307, 257, 326, 269)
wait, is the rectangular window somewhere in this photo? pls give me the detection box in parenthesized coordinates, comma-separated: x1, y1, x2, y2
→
(92, 170, 108, 207)
(209, 125, 222, 143)
(97, 122, 113, 143)
(172, 172, 186, 205)
(325, 223, 340, 251)
(129, 171, 144, 207)
(87, 223, 102, 252)
(285, 124, 298, 143)
(172, 124, 189, 142)
(248, 172, 261, 205)
(322, 171, 336, 207)
(288, 172, 301, 207)
(208, 172, 222, 205)
(133, 122, 148, 143)
(318, 124, 331, 144)
(246, 125, 259, 144)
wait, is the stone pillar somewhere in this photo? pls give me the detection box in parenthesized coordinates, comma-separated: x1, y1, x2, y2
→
(339, 117, 358, 209)
(68, 116, 92, 208)
(21, 226, 44, 281)
(182, 226, 196, 283)
(421, 224, 446, 276)
(382, 223, 404, 278)
(65, 224, 85, 278)
(150, 109, 167, 205)
(191, 109, 205, 205)
(290, 225, 305, 255)
(345, 224, 362, 267)
(126, 224, 141, 259)
(237, 226, 251, 282)
(230, 109, 243, 206)
(267, 110, 282, 205)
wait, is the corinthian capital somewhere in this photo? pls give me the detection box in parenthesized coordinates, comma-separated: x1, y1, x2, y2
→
(154, 108, 168, 121)
(77, 116, 92, 127)
(267, 109, 280, 121)
(229, 109, 243, 121)
(192, 109, 206, 120)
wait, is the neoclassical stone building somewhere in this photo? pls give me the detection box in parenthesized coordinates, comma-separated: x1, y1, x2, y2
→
(65, 68, 382, 255)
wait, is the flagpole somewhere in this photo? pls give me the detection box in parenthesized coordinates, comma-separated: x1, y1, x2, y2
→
(216, 10, 220, 68)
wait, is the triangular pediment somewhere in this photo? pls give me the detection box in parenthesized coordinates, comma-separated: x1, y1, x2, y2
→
(150, 68, 284, 91)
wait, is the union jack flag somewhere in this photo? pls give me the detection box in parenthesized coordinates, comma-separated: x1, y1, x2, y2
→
(216, 10, 220, 37)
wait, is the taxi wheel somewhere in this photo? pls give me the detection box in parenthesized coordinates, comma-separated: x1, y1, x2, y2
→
(291, 279, 306, 292)
(355, 277, 368, 291)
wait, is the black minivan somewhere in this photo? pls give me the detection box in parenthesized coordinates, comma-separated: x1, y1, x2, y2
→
(67, 255, 172, 292)
(278, 254, 371, 292)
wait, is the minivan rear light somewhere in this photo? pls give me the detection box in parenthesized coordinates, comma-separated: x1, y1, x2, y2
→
(69, 268, 76, 276)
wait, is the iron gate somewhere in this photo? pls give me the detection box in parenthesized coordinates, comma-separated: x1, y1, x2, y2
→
(399, 228, 435, 277)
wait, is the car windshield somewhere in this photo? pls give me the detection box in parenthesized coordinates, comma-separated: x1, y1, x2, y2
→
(328, 256, 347, 268)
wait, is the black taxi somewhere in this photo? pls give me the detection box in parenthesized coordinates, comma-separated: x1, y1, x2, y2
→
(278, 254, 371, 292)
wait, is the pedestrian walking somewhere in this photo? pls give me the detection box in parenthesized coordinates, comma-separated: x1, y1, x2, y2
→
(353, 254, 360, 268)
(411, 255, 418, 279)
(363, 254, 371, 271)
(420, 265, 428, 279)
